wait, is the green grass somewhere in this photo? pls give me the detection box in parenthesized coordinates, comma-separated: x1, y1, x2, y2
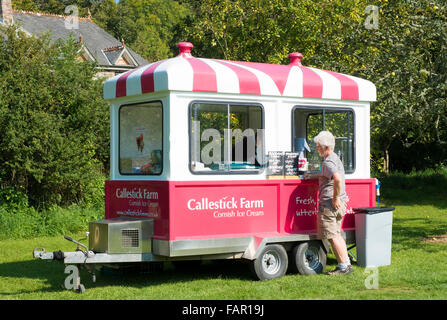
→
(0, 204, 103, 241)
(1, 169, 446, 300)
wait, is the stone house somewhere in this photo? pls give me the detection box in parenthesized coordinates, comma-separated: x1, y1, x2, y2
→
(0, 0, 148, 79)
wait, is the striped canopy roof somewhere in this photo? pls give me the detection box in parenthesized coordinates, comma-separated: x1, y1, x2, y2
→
(104, 42, 376, 102)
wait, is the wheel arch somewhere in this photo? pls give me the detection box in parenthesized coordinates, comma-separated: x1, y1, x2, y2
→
(243, 235, 329, 260)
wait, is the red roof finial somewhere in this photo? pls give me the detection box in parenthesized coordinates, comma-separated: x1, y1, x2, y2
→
(288, 52, 303, 66)
(177, 42, 194, 56)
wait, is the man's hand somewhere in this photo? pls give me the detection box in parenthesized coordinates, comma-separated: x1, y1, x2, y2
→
(332, 197, 342, 210)
(303, 172, 320, 180)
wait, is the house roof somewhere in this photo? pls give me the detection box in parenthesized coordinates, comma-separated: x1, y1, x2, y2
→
(104, 42, 376, 102)
(12, 10, 148, 68)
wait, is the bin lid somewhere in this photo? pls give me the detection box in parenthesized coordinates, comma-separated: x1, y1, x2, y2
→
(353, 207, 395, 214)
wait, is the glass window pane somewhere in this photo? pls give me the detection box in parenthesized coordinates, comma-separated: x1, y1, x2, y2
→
(293, 107, 355, 173)
(306, 112, 324, 171)
(325, 111, 354, 171)
(191, 103, 228, 172)
(119, 101, 163, 175)
(191, 103, 263, 173)
(230, 105, 263, 167)
(307, 113, 323, 142)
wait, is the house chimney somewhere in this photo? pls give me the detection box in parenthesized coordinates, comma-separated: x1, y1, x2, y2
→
(0, 0, 13, 25)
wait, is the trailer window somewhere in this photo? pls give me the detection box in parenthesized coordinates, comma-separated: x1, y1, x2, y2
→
(119, 101, 163, 175)
(293, 107, 354, 173)
(190, 102, 264, 173)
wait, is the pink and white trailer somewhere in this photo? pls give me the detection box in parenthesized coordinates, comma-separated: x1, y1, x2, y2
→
(34, 42, 377, 292)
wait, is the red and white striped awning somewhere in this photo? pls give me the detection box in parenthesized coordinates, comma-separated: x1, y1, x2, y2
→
(104, 42, 376, 102)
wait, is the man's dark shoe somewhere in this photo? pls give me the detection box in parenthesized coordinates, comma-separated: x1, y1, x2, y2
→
(327, 265, 353, 275)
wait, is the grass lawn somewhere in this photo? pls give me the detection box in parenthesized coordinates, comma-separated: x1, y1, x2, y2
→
(1, 174, 446, 300)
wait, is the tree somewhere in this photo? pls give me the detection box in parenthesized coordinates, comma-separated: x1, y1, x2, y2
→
(183, 0, 447, 172)
(182, 0, 366, 65)
(91, 0, 192, 61)
(13, 0, 101, 17)
(347, 0, 447, 172)
(0, 25, 109, 207)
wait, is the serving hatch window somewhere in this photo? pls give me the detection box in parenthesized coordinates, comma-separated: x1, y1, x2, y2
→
(190, 102, 264, 173)
(119, 101, 163, 175)
(293, 106, 354, 173)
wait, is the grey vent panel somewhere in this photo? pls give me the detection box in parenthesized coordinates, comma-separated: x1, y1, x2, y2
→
(122, 229, 139, 248)
(89, 218, 153, 254)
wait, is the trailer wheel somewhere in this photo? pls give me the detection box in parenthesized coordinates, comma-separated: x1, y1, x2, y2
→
(251, 244, 288, 281)
(292, 241, 326, 275)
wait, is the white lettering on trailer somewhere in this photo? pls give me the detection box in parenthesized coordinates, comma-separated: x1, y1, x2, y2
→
(187, 199, 196, 210)
(115, 188, 158, 200)
(296, 208, 318, 216)
(296, 196, 316, 206)
(187, 197, 264, 212)
(246, 210, 264, 217)
(143, 190, 158, 199)
(213, 210, 236, 218)
(187, 197, 239, 211)
(240, 198, 264, 209)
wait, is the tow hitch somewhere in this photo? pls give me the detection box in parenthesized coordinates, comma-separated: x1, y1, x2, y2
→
(33, 233, 96, 293)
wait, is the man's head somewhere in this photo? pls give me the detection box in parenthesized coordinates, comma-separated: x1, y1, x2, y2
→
(314, 131, 335, 158)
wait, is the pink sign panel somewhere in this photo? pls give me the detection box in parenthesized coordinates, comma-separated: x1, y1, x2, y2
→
(170, 183, 278, 240)
(105, 180, 169, 239)
(105, 179, 375, 241)
(282, 179, 375, 234)
(282, 180, 320, 234)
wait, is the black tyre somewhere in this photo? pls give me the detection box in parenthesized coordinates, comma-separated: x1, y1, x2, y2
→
(251, 244, 288, 280)
(292, 241, 327, 275)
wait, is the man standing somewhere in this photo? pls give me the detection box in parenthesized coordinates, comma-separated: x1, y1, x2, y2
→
(313, 131, 352, 275)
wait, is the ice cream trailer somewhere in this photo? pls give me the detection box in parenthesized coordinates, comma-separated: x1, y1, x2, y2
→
(34, 42, 377, 292)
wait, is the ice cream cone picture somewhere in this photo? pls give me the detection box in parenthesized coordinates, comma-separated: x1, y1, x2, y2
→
(136, 133, 144, 152)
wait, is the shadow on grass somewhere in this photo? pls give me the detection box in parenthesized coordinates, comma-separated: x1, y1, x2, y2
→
(0, 259, 255, 295)
(391, 216, 447, 252)
(0, 259, 66, 296)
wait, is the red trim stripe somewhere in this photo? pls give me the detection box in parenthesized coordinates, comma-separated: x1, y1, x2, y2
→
(299, 66, 323, 98)
(141, 60, 165, 94)
(186, 58, 217, 92)
(234, 61, 292, 95)
(215, 60, 261, 95)
(325, 71, 359, 100)
(115, 69, 136, 98)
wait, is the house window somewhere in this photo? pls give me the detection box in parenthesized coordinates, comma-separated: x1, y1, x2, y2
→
(119, 101, 163, 175)
(293, 106, 355, 173)
(190, 102, 264, 173)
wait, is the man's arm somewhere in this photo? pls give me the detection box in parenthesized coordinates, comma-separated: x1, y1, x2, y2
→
(303, 171, 321, 179)
(332, 172, 342, 210)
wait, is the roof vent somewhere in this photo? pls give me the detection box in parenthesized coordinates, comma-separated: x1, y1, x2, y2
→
(177, 42, 194, 57)
(288, 52, 303, 66)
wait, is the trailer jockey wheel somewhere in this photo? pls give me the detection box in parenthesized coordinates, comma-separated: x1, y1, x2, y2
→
(76, 284, 86, 294)
(251, 244, 288, 281)
(291, 241, 327, 275)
